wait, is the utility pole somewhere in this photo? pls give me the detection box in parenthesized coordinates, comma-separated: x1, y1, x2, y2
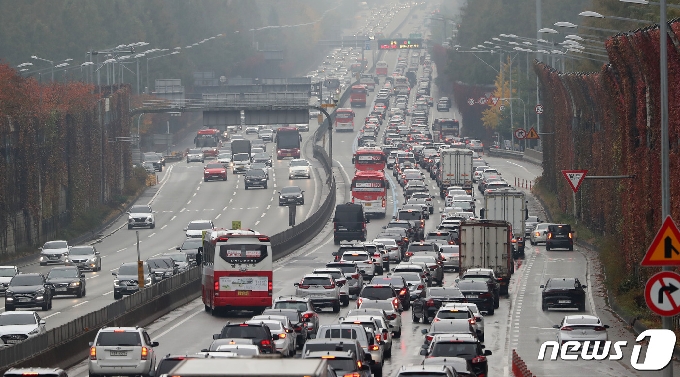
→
(536, 0, 542, 149)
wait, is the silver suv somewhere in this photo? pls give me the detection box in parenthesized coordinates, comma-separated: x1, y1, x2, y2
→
(294, 274, 341, 313)
(340, 251, 375, 277)
(127, 205, 155, 230)
(88, 326, 159, 377)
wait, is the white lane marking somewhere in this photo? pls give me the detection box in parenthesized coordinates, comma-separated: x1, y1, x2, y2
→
(161, 225, 168, 230)
(304, 234, 333, 257)
(192, 192, 197, 197)
(101, 255, 108, 258)
(43, 312, 61, 319)
(115, 248, 126, 253)
(152, 253, 160, 257)
(261, 213, 266, 218)
(73, 301, 88, 308)
(196, 186, 200, 191)
(215, 214, 222, 219)
(154, 306, 204, 339)
(504, 160, 531, 173)
(223, 206, 228, 211)
(180, 208, 186, 213)
(168, 247, 176, 251)
(170, 215, 176, 221)
(266, 205, 271, 210)
(147, 163, 175, 205)
(103, 290, 114, 296)
(85, 275, 98, 280)
(233, 192, 236, 196)
(229, 199, 233, 203)
(187, 200, 192, 204)
(148, 233, 156, 238)
(255, 221, 260, 225)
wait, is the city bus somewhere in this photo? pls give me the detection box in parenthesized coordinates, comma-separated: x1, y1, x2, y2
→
(335, 108, 355, 132)
(275, 127, 302, 159)
(195, 128, 220, 148)
(201, 229, 273, 313)
(376, 61, 388, 76)
(351, 170, 388, 218)
(352, 146, 386, 171)
(434, 118, 461, 142)
(350, 85, 368, 107)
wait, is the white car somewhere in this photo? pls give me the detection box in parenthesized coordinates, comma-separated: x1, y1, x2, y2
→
(232, 153, 251, 173)
(351, 302, 403, 338)
(436, 304, 482, 341)
(127, 205, 155, 230)
(0, 311, 46, 344)
(530, 223, 554, 245)
(0, 266, 18, 295)
(186, 148, 204, 163)
(183, 220, 215, 238)
(555, 315, 609, 349)
(340, 251, 375, 277)
(217, 153, 232, 167)
(248, 318, 296, 357)
(39, 240, 70, 266)
(373, 238, 401, 262)
(289, 159, 312, 179)
(341, 315, 393, 357)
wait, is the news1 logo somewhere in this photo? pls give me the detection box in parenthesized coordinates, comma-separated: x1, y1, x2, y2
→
(537, 329, 676, 371)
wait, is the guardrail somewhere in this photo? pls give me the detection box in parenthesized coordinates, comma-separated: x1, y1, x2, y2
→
(487, 148, 543, 166)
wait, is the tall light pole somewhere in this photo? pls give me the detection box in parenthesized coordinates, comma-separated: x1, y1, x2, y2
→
(146, 51, 180, 94)
(31, 55, 54, 81)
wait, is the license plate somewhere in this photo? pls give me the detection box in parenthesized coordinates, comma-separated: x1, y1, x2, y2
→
(558, 300, 571, 304)
(237, 290, 250, 296)
(18, 298, 30, 302)
(5, 339, 18, 344)
(109, 351, 127, 356)
(56, 288, 67, 292)
(364, 203, 372, 206)
(465, 295, 477, 299)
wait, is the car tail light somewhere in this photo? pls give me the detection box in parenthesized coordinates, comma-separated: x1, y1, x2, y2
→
(294, 325, 302, 331)
(369, 344, 379, 351)
(357, 298, 363, 307)
(279, 333, 287, 339)
(569, 232, 573, 239)
(420, 220, 425, 228)
(90, 347, 97, 360)
(433, 317, 440, 322)
(375, 334, 382, 342)
(593, 326, 607, 331)
(406, 252, 413, 257)
(323, 282, 336, 289)
(560, 326, 573, 331)
(352, 273, 360, 279)
(426, 299, 435, 307)
(302, 312, 314, 319)
(417, 284, 425, 290)
(471, 356, 487, 364)
(548, 233, 553, 239)
(387, 313, 397, 320)
(393, 297, 400, 309)
(214, 281, 219, 292)
(399, 288, 407, 296)
(344, 373, 361, 377)
(469, 318, 476, 325)
(382, 198, 386, 207)
(425, 335, 433, 342)
(298, 284, 310, 289)
(141, 346, 149, 360)
(261, 339, 272, 347)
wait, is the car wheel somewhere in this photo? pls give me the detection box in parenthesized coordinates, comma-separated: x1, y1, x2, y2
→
(341, 297, 350, 306)
(332, 302, 340, 313)
(83, 287, 86, 297)
(300, 199, 304, 205)
(488, 307, 494, 315)
(77, 287, 84, 298)
(150, 223, 155, 229)
(494, 297, 500, 309)
(423, 315, 431, 324)
(385, 346, 392, 358)
(541, 302, 548, 311)
(40, 262, 47, 266)
(546, 245, 551, 251)
(42, 300, 49, 311)
(530, 240, 534, 245)
(264, 183, 268, 189)
(204, 304, 211, 312)
(127, 225, 132, 230)
(113, 291, 122, 300)
(245, 185, 249, 190)
(578, 302, 586, 312)
(373, 368, 383, 377)
(393, 330, 401, 339)
(569, 245, 574, 251)
(204, 178, 208, 182)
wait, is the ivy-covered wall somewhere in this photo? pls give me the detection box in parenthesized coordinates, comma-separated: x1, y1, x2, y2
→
(0, 64, 131, 254)
(535, 20, 680, 279)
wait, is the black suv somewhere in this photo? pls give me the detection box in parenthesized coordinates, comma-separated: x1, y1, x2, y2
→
(456, 280, 495, 315)
(333, 203, 369, 245)
(370, 275, 410, 310)
(546, 224, 573, 251)
(244, 169, 268, 189)
(541, 277, 587, 311)
(5, 273, 54, 311)
(385, 220, 419, 242)
(46, 266, 86, 297)
(421, 334, 491, 377)
(213, 322, 276, 354)
(412, 287, 466, 324)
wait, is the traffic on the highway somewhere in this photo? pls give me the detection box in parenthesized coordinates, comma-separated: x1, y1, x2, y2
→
(0, 2, 677, 377)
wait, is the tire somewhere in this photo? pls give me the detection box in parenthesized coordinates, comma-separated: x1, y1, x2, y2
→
(529, 240, 534, 245)
(423, 315, 431, 324)
(77, 287, 83, 298)
(546, 245, 551, 251)
(402, 300, 410, 310)
(494, 297, 499, 309)
(569, 245, 574, 251)
(334, 239, 340, 245)
(479, 333, 485, 342)
(114, 291, 122, 300)
(578, 302, 586, 312)
(332, 302, 340, 313)
(82, 287, 86, 297)
(385, 346, 392, 358)
(205, 304, 211, 312)
(393, 330, 401, 339)
(542, 302, 547, 311)
(127, 225, 132, 230)
(488, 307, 494, 315)
(341, 297, 350, 307)
(42, 300, 49, 311)
(40, 262, 47, 266)
(373, 368, 383, 377)
(245, 185, 249, 190)
(264, 183, 268, 189)
(150, 223, 155, 229)
(300, 199, 304, 205)
(412, 310, 420, 323)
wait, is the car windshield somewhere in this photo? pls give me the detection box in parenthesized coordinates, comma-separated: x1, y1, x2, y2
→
(431, 342, 478, 357)
(182, 239, 202, 249)
(302, 277, 332, 286)
(316, 270, 343, 280)
(361, 287, 394, 300)
(69, 247, 94, 255)
(281, 187, 301, 194)
(206, 164, 223, 169)
(409, 245, 435, 252)
(410, 256, 436, 264)
(163, 253, 186, 263)
(130, 206, 151, 214)
(147, 259, 169, 269)
(274, 302, 308, 312)
(398, 373, 449, 377)
(290, 160, 309, 167)
(188, 149, 201, 154)
(547, 279, 578, 289)
(48, 269, 79, 278)
(43, 241, 67, 249)
(96, 332, 142, 346)
(359, 300, 394, 311)
(156, 360, 185, 376)
(0, 268, 15, 278)
(399, 211, 421, 220)
(428, 288, 463, 297)
(247, 170, 265, 177)
(10, 275, 42, 286)
(0, 313, 36, 326)
(249, 321, 281, 331)
(327, 264, 357, 274)
(342, 254, 369, 262)
(324, 359, 356, 372)
(188, 222, 212, 230)
(437, 311, 470, 320)
(118, 265, 139, 275)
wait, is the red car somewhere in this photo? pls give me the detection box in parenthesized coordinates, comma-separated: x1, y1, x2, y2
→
(203, 163, 228, 181)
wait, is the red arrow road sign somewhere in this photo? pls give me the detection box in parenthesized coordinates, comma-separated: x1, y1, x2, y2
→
(645, 271, 680, 316)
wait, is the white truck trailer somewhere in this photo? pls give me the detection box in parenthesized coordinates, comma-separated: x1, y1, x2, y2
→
(481, 189, 527, 258)
(438, 148, 474, 198)
(458, 219, 514, 295)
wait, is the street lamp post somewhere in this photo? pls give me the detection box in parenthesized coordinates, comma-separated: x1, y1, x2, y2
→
(146, 51, 179, 94)
(31, 55, 54, 81)
(579, 11, 654, 25)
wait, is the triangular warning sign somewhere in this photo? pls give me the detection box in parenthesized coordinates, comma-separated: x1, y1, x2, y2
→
(561, 170, 588, 193)
(491, 97, 499, 106)
(642, 216, 680, 266)
(526, 127, 540, 139)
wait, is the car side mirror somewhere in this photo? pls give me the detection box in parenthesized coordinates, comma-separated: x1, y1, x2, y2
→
(359, 270, 366, 274)
(39, 320, 46, 325)
(81, 274, 85, 278)
(484, 350, 493, 356)
(332, 252, 338, 256)
(183, 227, 188, 231)
(112, 272, 117, 276)
(273, 335, 279, 341)
(176, 246, 181, 250)
(151, 341, 159, 347)
(95, 251, 100, 255)
(294, 282, 300, 286)
(213, 334, 220, 340)
(39, 247, 43, 251)
(419, 349, 427, 356)
(540, 285, 545, 288)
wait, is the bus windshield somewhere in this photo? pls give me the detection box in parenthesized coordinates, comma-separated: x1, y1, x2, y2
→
(276, 130, 300, 149)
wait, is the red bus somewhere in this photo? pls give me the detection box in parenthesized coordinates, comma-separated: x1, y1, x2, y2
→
(436, 119, 461, 143)
(275, 127, 302, 159)
(201, 229, 273, 313)
(335, 108, 355, 132)
(352, 147, 386, 171)
(350, 85, 368, 108)
(195, 128, 220, 148)
(351, 170, 388, 218)
(376, 61, 388, 76)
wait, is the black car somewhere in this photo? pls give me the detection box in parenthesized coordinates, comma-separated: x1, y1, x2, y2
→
(279, 186, 305, 206)
(112, 262, 156, 300)
(46, 266, 86, 297)
(146, 257, 178, 280)
(422, 334, 491, 377)
(252, 153, 273, 167)
(460, 269, 500, 307)
(541, 277, 587, 311)
(244, 169, 268, 189)
(143, 152, 163, 172)
(333, 203, 368, 245)
(176, 238, 201, 266)
(155, 355, 201, 377)
(384, 220, 418, 242)
(5, 273, 53, 311)
(213, 322, 276, 354)
(370, 275, 410, 309)
(546, 224, 574, 251)
(412, 287, 466, 323)
(262, 308, 308, 348)
(456, 280, 495, 315)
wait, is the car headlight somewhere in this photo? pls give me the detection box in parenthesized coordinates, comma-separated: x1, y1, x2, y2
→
(113, 280, 120, 287)
(89, 257, 97, 263)
(70, 281, 80, 287)
(37, 289, 45, 294)
(36, 296, 44, 300)
(298, 194, 303, 198)
(39, 256, 45, 261)
(62, 252, 68, 256)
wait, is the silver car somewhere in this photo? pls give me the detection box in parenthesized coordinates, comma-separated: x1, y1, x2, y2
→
(313, 268, 350, 306)
(373, 238, 401, 262)
(39, 240, 70, 266)
(530, 223, 554, 245)
(437, 245, 459, 271)
(294, 274, 341, 313)
(0, 311, 46, 344)
(350, 303, 403, 338)
(437, 303, 483, 342)
(555, 315, 609, 349)
(525, 216, 542, 237)
(186, 148, 204, 163)
(0, 267, 19, 296)
(326, 262, 364, 295)
(184, 220, 215, 238)
(393, 271, 427, 301)
(65, 245, 102, 272)
(88, 327, 158, 377)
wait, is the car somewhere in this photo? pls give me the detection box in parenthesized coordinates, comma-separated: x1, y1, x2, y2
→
(0, 266, 18, 296)
(46, 266, 86, 297)
(201, 338, 259, 353)
(244, 169, 268, 189)
(333, 203, 369, 244)
(249, 162, 269, 180)
(362, 243, 389, 275)
(408, 192, 434, 213)
(289, 159, 312, 179)
(127, 205, 155, 230)
(39, 240, 70, 266)
(467, 140, 484, 152)
(357, 284, 401, 312)
(530, 223, 554, 245)
(369, 275, 410, 310)
(186, 148, 204, 163)
(258, 129, 274, 142)
(350, 303, 403, 338)
(339, 251, 375, 277)
(4, 273, 53, 311)
(409, 255, 444, 286)
(3, 369, 68, 377)
(373, 238, 401, 263)
(460, 268, 500, 308)
(421, 333, 491, 377)
(251, 139, 267, 152)
(395, 365, 455, 377)
(65, 245, 102, 271)
(436, 245, 459, 271)
(143, 152, 163, 172)
(245, 126, 259, 135)
(405, 242, 438, 260)
(421, 358, 475, 377)
(546, 223, 574, 251)
(313, 268, 350, 306)
(154, 355, 204, 377)
(141, 161, 156, 174)
(183, 220, 215, 238)
(278, 186, 304, 205)
(0, 311, 46, 345)
(340, 315, 392, 358)
(146, 257, 178, 280)
(554, 314, 609, 348)
(88, 326, 159, 377)
(294, 274, 341, 313)
(421, 320, 478, 346)
(326, 262, 364, 295)
(112, 262, 155, 300)
(203, 163, 228, 181)
(456, 280, 495, 315)
(252, 152, 273, 167)
(261, 308, 309, 348)
(176, 237, 202, 265)
(383, 220, 418, 242)
(212, 322, 275, 354)
(247, 318, 296, 357)
(412, 287, 466, 324)
(232, 152, 251, 173)
(314, 324, 383, 376)
(217, 153, 232, 168)
(541, 277, 587, 311)
(525, 215, 542, 237)
(303, 350, 371, 377)
(296, 124, 310, 132)
(273, 295, 320, 335)
(440, 302, 485, 342)
(301, 338, 371, 367)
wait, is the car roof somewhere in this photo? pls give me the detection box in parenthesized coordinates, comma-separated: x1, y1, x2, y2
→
(563, 315, 602, 324)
